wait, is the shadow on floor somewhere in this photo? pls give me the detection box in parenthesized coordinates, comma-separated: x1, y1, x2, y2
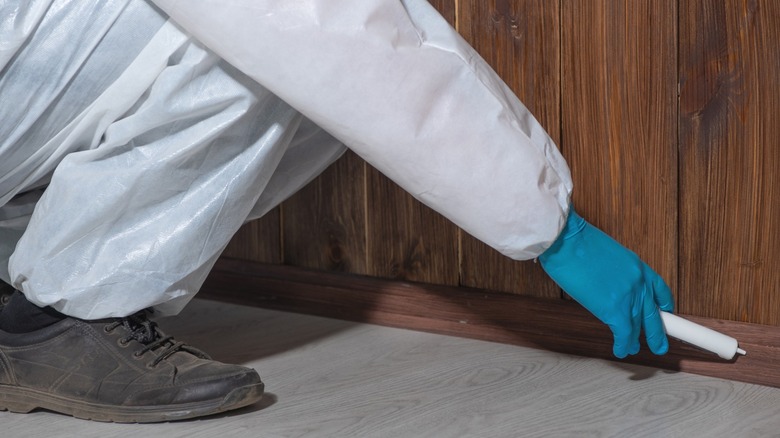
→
(158, 298, 360, 364)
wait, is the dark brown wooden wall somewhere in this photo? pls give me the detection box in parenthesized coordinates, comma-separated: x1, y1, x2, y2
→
(222, 0, 780, 326)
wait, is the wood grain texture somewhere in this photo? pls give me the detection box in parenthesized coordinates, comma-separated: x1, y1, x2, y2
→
(427, 0, 456, 25)
(201, 259, 780, 389)
(457, 0, 561, 298)
(365, 165, 460, 285)
(281, 151, 368, 274)
(561, 1, 678, 292)
(5, 298, 780, 437)
(222, 208, 281, 264)
(679, 0, 780, 325)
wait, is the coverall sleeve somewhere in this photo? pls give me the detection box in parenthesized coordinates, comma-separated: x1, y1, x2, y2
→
(151, 0, 573, 260)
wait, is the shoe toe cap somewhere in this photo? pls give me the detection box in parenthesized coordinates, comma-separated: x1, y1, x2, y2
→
(125, 364, 263, 406)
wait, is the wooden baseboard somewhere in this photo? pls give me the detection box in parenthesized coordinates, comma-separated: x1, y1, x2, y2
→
(201, 258, 780, 388)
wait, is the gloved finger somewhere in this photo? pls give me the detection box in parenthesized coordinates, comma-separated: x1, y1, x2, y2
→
(608, 309, 638, 359)
(653, 275, 675, 312)
(646, 266, 674, 312)
(642, 286, 669, 355)
(628, 290, 642, 356)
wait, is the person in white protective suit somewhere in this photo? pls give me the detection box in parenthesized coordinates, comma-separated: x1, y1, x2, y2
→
(0, 0, 675, 423)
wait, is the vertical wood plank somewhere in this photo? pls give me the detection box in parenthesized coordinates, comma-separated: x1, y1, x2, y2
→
(222, 209, 282, 264)
(679, 0, 780, 325)
(365, 167, 460, 285)
(282, 151, 368, 274)
(364, 0, 459, 286)
(561, 0, 678, 297)
(427, 0, 457, 24)
(457, 0, 561, 298)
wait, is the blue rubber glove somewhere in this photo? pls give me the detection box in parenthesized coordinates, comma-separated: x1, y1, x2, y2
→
(538, 207, 675, 358)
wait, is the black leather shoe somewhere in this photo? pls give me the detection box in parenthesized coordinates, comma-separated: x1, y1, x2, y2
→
(0, 310, 263, 422)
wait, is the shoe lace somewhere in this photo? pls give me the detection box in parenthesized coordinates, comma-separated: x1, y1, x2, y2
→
(105, 311, 210, 367)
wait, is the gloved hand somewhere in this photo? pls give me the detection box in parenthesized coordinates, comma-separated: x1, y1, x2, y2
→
(538, 207, 675, 358)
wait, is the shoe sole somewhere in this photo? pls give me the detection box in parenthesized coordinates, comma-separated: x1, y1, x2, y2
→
(0, 382, 264, 423)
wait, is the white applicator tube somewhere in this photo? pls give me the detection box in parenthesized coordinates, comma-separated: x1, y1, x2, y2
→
(660, 311, 747, 360)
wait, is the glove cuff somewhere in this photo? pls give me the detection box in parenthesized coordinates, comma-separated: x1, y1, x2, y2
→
(560, 206, 587, 239)
(538, 205, 586, 262)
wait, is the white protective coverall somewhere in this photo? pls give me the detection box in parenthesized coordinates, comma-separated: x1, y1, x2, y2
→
(0, 0, 572, 319)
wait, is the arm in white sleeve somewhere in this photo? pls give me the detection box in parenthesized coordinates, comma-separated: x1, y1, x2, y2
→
(151, 0, 573, 260)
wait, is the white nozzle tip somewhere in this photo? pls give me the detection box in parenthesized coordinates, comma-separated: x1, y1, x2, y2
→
(736, 348, 747, 356)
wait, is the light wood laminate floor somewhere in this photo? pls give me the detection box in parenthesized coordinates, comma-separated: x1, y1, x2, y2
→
(2, 298, 779, 438)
